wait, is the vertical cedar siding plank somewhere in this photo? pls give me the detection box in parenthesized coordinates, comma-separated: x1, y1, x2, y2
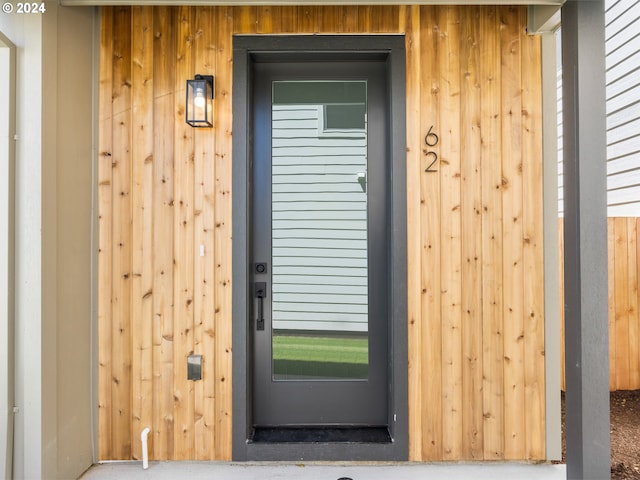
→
(480, 5, 505, 460)
(111, 5, 133, 460)
(438, 5, 463, 461)
(280, 6, 296, 33)
(608, 218, 616, 390)
(193, 6, 216, 460)
(97, 6, 547, 461)
(332, 5, 345, 33)
(296, 6, 318, 33)
(367, 6, 384, 33)
(256, 6, 279, 34)
(358, 6, 372, 32)
(318, 6, 338, 32)
(355, 5, 398, 33)
(614, 217, 631, 388)
(460, 5, 483, 460)
(130, 5, 154, 461)
(97, 6, 114, 461)
(633, 219, 640, 388)
(628, 218, 640, 388)
(214, 6, 234, 460)
(173, 6, 196, 460)
(382, 6, 400, 33)
(193, 6, 204, 455)
(560, 219, 566, 391)
(522, 23, 545, 460)
(342, 6, 359, 34)
(404, 4, 422, 461)
(419, 5, 443, 461)
(500, 6, 525, 460)
(234, 6, 257, 34)
(152, 5, 176, 460)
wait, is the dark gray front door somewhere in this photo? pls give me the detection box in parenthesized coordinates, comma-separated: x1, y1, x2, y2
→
(251, 60, 389, 428)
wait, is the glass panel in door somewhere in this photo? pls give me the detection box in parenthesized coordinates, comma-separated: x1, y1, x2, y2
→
(270, 81, 369, 381)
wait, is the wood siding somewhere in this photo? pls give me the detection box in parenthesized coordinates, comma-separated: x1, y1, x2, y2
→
(98, 5, 545, 462)
(560, 217, 640, 391)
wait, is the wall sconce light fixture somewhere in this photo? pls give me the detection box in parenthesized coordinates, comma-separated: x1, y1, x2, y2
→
(186, 74, 214, 127)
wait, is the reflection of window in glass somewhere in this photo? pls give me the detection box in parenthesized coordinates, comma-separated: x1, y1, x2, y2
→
(272, 81, 367, 137)
(323, 103, 366, 130)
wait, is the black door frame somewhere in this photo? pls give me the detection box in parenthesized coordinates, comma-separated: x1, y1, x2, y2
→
(232, 35, 407, 461)
(252, 60, 389, 428)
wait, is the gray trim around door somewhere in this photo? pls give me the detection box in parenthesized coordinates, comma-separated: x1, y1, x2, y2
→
(232, 35, 407, 461)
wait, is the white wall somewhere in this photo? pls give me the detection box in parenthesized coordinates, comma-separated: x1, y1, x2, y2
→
(0, 32, 16, 480)
(0, 11, 46, 479)
(605, 0, 640, 216)
(0, 3, 96, 478)
(558, 0, 640, 216)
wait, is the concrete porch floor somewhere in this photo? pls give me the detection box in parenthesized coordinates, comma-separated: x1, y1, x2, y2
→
(80, 461, 566, 480)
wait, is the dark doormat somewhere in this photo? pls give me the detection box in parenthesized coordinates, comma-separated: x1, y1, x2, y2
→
(250, 426, 391, 444)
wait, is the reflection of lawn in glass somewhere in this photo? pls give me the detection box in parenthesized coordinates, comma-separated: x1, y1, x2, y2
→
(273, 334, 368, 379)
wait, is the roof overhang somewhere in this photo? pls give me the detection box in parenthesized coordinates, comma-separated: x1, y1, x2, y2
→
(528, 4, 562, 32)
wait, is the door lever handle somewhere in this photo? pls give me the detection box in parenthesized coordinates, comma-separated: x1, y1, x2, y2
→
(254, 282, 266, 331)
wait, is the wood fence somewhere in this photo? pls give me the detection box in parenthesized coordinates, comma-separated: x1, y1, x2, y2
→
(560, 217, 640, 391)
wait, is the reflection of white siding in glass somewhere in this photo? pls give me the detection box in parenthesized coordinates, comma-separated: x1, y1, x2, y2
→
(271, 104, 368, 333)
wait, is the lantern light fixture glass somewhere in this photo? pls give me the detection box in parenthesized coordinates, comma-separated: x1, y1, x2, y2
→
(186, 74, 214, 127)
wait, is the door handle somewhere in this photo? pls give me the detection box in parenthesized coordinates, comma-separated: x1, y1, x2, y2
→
(254, 282, 266, 331)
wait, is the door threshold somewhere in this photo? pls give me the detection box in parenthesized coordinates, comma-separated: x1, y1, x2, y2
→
(250, 426, 391, 444)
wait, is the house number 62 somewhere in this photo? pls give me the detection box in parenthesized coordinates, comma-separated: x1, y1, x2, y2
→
(423, 125, 439, 173)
